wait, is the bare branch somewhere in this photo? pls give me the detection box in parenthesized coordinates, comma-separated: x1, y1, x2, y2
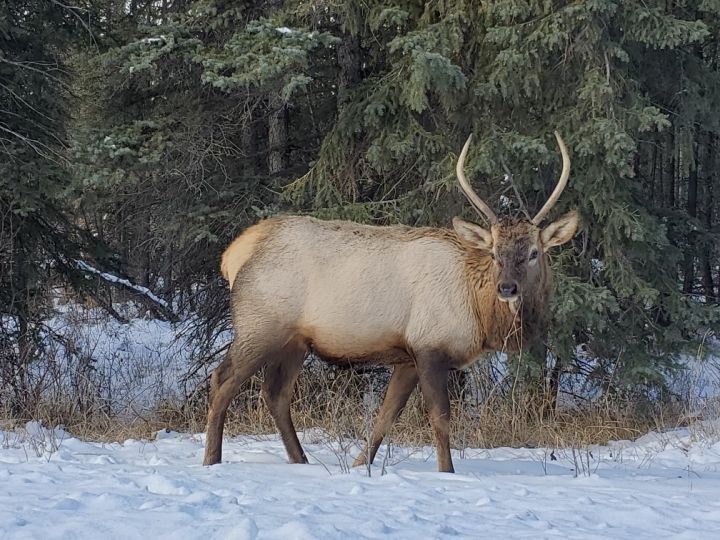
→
(0, 123, 67, 165)
(0, 59, 70, 90)
(497, 152, 532, 221)
(48, 0, 97, 47)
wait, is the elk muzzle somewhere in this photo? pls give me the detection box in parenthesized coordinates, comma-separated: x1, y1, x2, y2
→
(497, 281, 519, 302)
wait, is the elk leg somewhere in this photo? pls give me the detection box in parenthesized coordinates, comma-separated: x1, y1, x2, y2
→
(416, 355, 454, 473)
(262, 346, 308, 464)
(353, 363, 418, 467)
(203, 341, 266, 466)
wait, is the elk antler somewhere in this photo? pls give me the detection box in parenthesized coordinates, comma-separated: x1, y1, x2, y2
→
(456, 134, 498, 225)
(531, 131, 571, 225)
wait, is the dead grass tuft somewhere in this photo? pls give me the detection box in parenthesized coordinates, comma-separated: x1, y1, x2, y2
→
(1, 357, 705, 454)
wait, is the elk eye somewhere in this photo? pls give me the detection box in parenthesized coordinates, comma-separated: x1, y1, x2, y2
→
(529, 249, 538, 261)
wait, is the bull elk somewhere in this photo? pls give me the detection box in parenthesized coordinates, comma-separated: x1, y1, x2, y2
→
(204, 132, 579, 473)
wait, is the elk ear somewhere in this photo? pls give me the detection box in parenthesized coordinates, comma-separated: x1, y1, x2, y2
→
(453, 217, 493, 251)
(540, 210, 579, 251)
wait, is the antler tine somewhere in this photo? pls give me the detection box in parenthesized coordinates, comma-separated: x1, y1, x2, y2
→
(532, 131, 571, 225)
(456, 134, 498, 225)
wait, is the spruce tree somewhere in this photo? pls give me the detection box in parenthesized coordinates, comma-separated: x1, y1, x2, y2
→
(70, 0, 720, 400)
(0, 0, 108, 412)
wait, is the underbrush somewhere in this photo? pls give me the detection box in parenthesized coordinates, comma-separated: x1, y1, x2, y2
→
(4, 359, 717, 455)
(2, 304, 719, 454)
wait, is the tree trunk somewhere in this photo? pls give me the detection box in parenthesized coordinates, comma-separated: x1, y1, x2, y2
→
(242, 115, 257, 178)
(650, 140, 658, 207)
(267, 94, 287, 175)
(547, 354, 562, 415)
(337, 33, 361, 110)
(11, 241, 31, 417)
(682, 145, 698, 294)
(162, 243, 174, 304)
(701, 256, 715, 302)
(701, 132, 716, 302)
(668, 136, 676, 209)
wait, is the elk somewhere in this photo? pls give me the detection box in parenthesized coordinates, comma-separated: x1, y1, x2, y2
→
(204, 132, 579, 473)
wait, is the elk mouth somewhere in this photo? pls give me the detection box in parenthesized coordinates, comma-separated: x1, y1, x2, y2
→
(498, 293, 521, 315)
(496, 286, 521, 314)
(497, 293, 519, 304)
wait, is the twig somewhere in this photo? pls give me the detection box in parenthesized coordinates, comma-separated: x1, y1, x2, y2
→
(498, 152, 532, 220)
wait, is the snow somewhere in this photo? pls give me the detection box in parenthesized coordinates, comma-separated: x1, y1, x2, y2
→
(140, 36, 167, 45)
(7, 302, 720, 537)
(2, 423, 720, 539)
(33, 303, 196, 415)
(75, 260, 173, 312)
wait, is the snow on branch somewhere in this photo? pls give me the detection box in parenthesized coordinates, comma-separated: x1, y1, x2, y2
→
(75, 260, 178, 322)
(140, 36, 167, 45)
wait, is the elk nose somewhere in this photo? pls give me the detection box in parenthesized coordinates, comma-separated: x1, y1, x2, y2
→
(497, 282, 518, 299)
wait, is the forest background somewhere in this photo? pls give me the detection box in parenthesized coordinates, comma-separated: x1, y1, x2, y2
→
(2, 0, 720, 444)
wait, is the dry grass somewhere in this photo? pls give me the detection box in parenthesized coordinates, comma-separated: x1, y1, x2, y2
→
(4, 302, 715, 462)
(3, 354, 708, 456)
(0, 400, 187, 443)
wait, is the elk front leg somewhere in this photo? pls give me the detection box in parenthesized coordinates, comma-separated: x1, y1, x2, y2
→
(353, 363, 418, 467)
(416, 353, 454, 473)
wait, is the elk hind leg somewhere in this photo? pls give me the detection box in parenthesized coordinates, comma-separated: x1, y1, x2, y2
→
(203, 341, 267, 466)
(262, 344, 308, 464)
(416, 355, 454, 473)
(353, 363, 418, 467)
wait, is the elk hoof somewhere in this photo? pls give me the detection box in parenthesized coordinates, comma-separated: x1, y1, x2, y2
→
(203, 454, 221, 466)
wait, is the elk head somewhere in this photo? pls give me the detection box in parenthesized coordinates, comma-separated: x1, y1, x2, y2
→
(452, 132, 579, 304)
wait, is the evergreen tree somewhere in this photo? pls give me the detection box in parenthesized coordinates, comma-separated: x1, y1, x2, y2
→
(71, 1, 338, 324)
(286, 1, 720, 392)
(0, 0, 101, 412)
(68, 0, 720, 400)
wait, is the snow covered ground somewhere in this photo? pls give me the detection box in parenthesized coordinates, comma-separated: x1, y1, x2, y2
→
(6, 303, 720, 538)
(31, 303, 202, 415)
(2, 423, 720, 539)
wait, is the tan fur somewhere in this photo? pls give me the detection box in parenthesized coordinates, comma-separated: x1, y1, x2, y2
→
(220, 220, 276, 289)
(225, 216, 488, 362)
(206, 213, 578, 471)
